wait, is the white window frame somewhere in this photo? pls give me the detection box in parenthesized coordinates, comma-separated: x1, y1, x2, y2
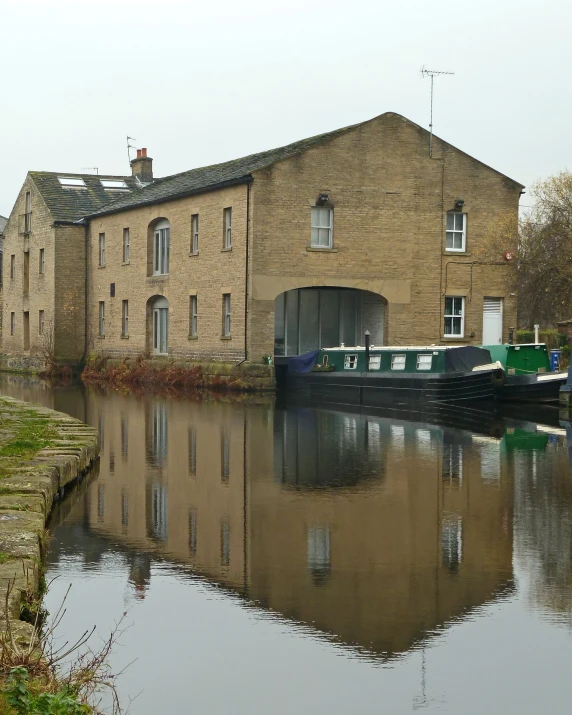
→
(391, 354, 406, 370)
(38, 310, 44, 336)
(123, 228, 130, 263)
(99, 233, 106, 266)
(99, 301, 105, 336)
(223, 294, 231, 336)
(446, 212, 466, 252)
(39, 248, 45, 274)
(344, 354, 358, 369)
(122, 300, 129, 337)
(369, 355, 381, 370)
(416, 354, 433, 370)
(153, 220, 170, 275)
(444, 296, 465, 338)
(191, 214, 199, 254)
(311, 207, 333, 248)
(190, 295, 198, 337)
(224, 208, 232, 249)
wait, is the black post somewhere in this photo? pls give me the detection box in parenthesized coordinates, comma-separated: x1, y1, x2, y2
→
(508, 327, 514, 345)
(365, 330, 370, 372)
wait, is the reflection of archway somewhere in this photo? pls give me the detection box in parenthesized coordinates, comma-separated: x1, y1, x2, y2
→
(274, 287, 387, 356)
(147, 295, 169, 355)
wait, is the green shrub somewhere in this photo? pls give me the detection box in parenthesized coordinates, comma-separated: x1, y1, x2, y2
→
(3, 667, 91, 714)
(515, 329, 565, 350)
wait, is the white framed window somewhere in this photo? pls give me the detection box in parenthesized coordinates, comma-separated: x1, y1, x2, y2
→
(444, 296, 465, 337)
(58, 177, 87, 189)
(98, 233, 105, 266)
(446, 213, 466, 252)
(122, 300, 129, 337)
(416, 354, 433, 370)
(24, 191, 31, 233)
(39, 248, 45, 274)
(99, 301, 105, 336)
(191, 214, 199, 254)
(38, 310, 44, 336)
(311, 207, 333, 248)
(123, 228, 130, 263)
(391, 354, 406, 370)
(10, 312, 15, 335)
(369, 355, 381, 370)
(153, 219, 170, 275)
(190, 295, 198, 337)
(223, 294, 231, 336)
(344, 354, 358, 369)
(223, 208, 232, 249)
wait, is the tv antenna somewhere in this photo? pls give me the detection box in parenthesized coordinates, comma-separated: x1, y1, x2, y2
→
(81, 166, 99, 175)
(421, 66, 454, 156)
(126, 136, 136, 164)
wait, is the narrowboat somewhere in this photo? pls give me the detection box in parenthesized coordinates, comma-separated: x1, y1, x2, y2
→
(282, 345, 503, 408)
(483, 343, 567, 403)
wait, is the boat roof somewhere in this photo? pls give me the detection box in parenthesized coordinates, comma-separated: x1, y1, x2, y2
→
(322, 345, 468, 352)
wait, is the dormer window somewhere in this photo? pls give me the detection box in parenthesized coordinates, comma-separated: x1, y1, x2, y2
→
(57, 177, 87, 189)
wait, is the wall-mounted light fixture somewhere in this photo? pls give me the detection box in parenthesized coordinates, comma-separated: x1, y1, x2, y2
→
(454, 198, 465, 210)
(317, 193, 330, 205)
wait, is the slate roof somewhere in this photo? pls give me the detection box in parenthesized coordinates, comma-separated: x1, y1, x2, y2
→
(29, 172, 140, 224)
(0, 215, 7, 235)
(87, 119, 366, 218)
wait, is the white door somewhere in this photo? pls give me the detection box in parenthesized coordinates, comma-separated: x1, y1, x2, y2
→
(482, 297, 503, 345)
(153, 308, 169, 354)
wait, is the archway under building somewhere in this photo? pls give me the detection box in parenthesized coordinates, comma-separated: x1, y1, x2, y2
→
(274, 287, 387, 356)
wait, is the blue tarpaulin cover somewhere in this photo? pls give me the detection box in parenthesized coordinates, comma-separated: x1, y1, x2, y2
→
(288, 350, 319, 374)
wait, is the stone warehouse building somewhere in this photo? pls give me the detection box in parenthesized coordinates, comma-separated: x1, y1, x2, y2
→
(2, 112, 523, 367)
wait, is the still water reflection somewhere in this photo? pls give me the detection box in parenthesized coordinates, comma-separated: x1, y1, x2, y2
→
(1, 375, 572, 714)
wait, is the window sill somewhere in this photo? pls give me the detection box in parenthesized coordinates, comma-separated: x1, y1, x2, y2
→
(221, 335, 232, 340)
(148, 274, 169, 280)
(306, 246, 338, 253)
(98, 265, 106, 269)
(121, 261, 130, 266)
(443, 251, 471, 256)
(442, 336, 466, 341)
(221, 247, 232, 253)
(188, 334, 198, 340)
(120, 335, 129, 339)
(189, 251, 199, 257)
(97, 335, 105, 340)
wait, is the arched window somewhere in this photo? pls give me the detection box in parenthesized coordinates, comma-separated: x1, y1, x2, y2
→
(153, 219, 170, 275)
(151, 296, 169, 354)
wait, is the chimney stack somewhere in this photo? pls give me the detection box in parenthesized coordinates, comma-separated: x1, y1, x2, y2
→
(131, 147, 153, 183)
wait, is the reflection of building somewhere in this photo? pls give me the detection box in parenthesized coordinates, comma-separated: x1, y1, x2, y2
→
(46, 387, 515, 659)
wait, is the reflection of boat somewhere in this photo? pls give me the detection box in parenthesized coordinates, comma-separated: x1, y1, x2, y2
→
(483, 343, 567, 403)
(282, 345, 503, 406)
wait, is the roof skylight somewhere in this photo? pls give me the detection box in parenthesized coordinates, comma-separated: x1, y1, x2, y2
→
(100, 179, 129, 191)
(58, 177, 87, 189)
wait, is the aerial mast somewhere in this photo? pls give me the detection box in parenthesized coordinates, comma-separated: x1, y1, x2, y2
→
(420, 67, 454, 156)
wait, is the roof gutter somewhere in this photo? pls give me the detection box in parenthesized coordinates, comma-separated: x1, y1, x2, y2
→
(83, 175, 253, 221)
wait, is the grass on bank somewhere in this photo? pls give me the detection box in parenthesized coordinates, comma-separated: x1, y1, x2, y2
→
(0, 413, 59, 479)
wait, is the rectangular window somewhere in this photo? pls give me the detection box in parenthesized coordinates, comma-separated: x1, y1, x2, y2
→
(446, 213, 466, 252)
(391, 354, 406, 370)
(222, 294, 231, 337)
(189, 295, 197, 337)
(153, 226, 170, 275)
(191, 214, 199, 254)
(99, 301, 105, 336)
(416, 354, 433, 370)
(344, 354, 358, 369)
(444, 297, 465, 337)
(122, 300, 129, 337)
(10, 312, 15, 336)
(441, 515, 463, 570)
(39, 248, 45, 274)
(10, 255, 15, 279)
(99, 233, 105, 266)
(369, 355, 381, 370)
(123, 228, 130, 263)
(311, 207, 333, 248)
(24, 191, 31, 233)
(38, 310, 44, 336)
(223, 208, 232, 249)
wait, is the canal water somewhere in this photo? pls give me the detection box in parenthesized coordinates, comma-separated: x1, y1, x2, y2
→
(1, 374, 572, 714)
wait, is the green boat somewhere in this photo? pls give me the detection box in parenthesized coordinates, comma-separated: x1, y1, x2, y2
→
(481, 343, 566, 402)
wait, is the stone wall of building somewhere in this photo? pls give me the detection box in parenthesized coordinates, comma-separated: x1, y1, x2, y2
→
(54, 224, 86, 363)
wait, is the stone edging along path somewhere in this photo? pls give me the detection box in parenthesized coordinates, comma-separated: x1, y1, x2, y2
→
(0, 396, 99, 647)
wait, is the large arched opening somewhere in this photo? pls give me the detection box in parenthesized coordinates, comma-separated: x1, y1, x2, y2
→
(274, 287, 387, 356)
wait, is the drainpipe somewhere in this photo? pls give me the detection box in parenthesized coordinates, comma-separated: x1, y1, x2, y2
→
(244, 180, 251, 362)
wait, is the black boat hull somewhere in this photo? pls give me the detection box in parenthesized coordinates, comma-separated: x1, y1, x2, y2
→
(283, 369, 497, 408)
(497, 373, 566, 403)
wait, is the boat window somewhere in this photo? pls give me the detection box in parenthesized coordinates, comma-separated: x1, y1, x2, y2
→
(322, 355, 328, 366)
(369, 355, 381, 370)
(391, 354, 406, 370)
(344, 354, 358, 369)
(417, 354, 433, 370)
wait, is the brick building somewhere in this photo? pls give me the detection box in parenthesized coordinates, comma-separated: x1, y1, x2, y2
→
(2, 112, 523, 368)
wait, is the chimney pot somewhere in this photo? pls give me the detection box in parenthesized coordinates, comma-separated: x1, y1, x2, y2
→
(130, 148, 153, 183)
(141, 148, 147, 158)
(136, 149, 142, 158)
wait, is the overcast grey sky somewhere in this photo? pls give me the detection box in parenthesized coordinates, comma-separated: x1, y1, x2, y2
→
(0, 0, 569, 216)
